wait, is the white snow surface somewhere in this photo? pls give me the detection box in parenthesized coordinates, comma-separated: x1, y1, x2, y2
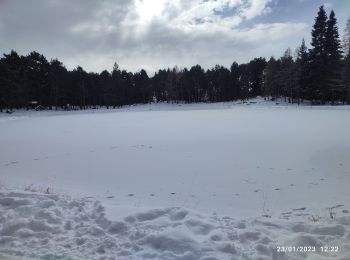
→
(0, 188, 350, 260)
(1, 97, 350, 259)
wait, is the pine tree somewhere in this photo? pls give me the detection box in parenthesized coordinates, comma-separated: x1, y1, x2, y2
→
(344, 17, 350, 104)
(230, 62, 240, 100)
(309, 5, 328, 103)
(25, 52, 50, 108)
(344, 18, 350, 57)
(263, 57, 281, 100)
(247, 58, 267, 97)
(280, 48, 295, 102)
(325, 10, 343, 104)
(49, 59, 67, 109)
(111, 62, 123, 107)
(1, 51, 27, 109)
(238, 64, 250, 101)
(295, 39, 309, 103)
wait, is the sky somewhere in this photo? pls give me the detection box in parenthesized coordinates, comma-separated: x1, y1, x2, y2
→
(0, 0, 348, 75)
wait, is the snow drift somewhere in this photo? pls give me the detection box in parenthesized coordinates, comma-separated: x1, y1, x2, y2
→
(0, 189, 349, 260)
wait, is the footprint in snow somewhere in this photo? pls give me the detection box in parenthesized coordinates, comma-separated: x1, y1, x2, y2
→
(328, 204, 344, 210)
(254, 190, 260, 193)
(274, 188, 280, 191)
(106, 196, 114, 199)
(292, 207, 307, 211)
(243, 179, 256, 184)
(150, 194, 155, 197)
(296, 213, 309, 217)
(6, 161, 19, 166)
(290, 184, 295, 187)
(128, 194, 135, 197)
(170, 193, 176, 195)
(320, 178, 325, 181)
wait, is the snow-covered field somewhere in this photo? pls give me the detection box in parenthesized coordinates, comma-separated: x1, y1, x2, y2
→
(1, 98, 350, 259)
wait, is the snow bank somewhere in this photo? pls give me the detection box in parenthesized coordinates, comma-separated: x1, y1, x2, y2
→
(0, 189, 349, 260)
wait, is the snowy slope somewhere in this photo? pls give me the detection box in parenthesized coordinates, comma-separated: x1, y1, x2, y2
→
(1, 98, 350, 259)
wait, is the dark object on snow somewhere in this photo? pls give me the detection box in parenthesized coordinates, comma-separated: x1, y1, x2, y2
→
(28, 101, 39, 109)
(6, 109, 14, 114)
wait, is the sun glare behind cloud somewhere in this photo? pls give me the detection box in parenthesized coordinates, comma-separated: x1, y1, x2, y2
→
(135, 0, 167, 23)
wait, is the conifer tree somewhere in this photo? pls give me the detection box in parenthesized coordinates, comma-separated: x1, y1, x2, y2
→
(263, 57, 281, 100)
(344, 17, 350, 104)
(280, 48, 294, 102)
(325, 10, 343, 104)
(309, 5, 328, 103)
(295, 39, 309, 103)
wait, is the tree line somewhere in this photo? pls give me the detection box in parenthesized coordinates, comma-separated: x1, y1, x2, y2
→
(0, 51, 266, 111)
(264, 7, 350, 105)
(1, 6, 350, 111)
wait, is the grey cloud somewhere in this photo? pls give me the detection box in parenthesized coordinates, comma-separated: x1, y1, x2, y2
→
(0, 0, 313, 74)
(0, 0, 131, 60)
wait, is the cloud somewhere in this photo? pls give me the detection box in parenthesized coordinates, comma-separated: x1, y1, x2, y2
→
(125, 0, 273, 33)
(323, 2, 333, 9)
(241, 0, 273, 19)
(0, 0, 308, 74)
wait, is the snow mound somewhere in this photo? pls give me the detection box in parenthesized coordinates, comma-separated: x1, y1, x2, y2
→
(0, 190, 349, 260)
